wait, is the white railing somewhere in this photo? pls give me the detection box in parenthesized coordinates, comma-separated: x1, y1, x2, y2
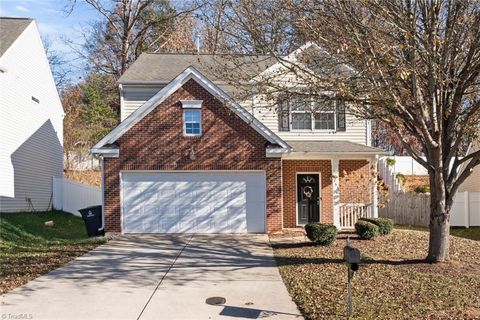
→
(52, 177, 101, 216)
(339, 203, 374, 228)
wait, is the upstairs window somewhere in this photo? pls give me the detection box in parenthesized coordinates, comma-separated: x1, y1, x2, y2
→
(278, 99, 290, 131)
(314, 99, 335, 130)
(291, 98, 312, 130)
(183, 109, 201, 136)
(277, 96, 346, 132)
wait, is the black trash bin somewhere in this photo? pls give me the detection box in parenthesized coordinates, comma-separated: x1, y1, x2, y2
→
(78, 205, 104, 237)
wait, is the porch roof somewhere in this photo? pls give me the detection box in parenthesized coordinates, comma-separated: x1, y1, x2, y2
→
(286, 141, 388, 155)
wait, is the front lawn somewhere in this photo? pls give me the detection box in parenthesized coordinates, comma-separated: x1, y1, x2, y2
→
(0, 211, 105, 293)
(272, 229, 480, 319)
(395, 225, 480, 241)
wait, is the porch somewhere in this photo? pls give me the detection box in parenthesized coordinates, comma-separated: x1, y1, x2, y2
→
(280, 141, 387, 230)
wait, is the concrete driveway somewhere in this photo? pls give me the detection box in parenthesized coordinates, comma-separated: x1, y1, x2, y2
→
(1, 235, 302, 320)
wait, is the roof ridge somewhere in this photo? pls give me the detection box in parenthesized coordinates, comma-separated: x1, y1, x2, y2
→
(142, 52, 273, 58)
(0, 17, 33, 20)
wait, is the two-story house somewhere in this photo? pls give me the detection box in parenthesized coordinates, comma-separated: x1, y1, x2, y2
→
(92, 43, 386, 234)
(0, 17, 63, 212)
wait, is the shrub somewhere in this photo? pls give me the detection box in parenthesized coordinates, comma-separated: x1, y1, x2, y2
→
(415, 185, 430, 193)
(359, 217, 394, 235)
(305, 223, 337, 245)
(385, 157, 396, 167)
(355, 220, 379, 240)
(396, 173, 406, 186)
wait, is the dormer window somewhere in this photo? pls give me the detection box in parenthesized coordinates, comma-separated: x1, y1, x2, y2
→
(181, 100, 202, 136)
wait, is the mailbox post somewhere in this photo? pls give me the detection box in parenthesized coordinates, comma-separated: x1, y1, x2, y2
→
(343, 237, 360, 317)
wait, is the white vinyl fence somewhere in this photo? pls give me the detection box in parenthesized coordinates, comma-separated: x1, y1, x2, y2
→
(384, 156, 428, 175)
(53, 177, 101, 216)
(379, 191, 480, 227)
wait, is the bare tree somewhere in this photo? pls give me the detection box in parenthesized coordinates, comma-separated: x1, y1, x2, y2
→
(43, 37, 71, 89)
(203, 0, 480, 262)
(66, 0, 199, 78)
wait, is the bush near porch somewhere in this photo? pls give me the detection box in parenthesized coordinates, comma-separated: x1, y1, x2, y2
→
(0, 211, 105, 294)
(271, 228, 480, 319)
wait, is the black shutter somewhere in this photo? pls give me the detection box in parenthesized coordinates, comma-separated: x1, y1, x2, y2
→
(336, 100, 346, 131)
(278, 99, 290, 131)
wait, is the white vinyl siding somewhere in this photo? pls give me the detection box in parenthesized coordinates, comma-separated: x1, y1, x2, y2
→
(0, 21, 63, 212)
(121, 84, 164, 121)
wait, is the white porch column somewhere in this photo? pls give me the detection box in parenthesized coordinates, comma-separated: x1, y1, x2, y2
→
(331, 158, 341, 228)
(372, 155, 379, 218)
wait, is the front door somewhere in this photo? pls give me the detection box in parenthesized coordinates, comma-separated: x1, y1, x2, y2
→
(297, 174, 320, 224)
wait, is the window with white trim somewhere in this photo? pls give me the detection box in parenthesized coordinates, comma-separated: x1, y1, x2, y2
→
(314, 99, 335, 130)
(291, 97, 312, 130)
(277, 96, 346, 132)
(183, 109, 202, 136)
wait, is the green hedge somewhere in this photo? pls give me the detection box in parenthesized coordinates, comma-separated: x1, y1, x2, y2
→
(355, 220, 379, 240)
(359, 217, 394, 235)
(305, 223, 337, 245)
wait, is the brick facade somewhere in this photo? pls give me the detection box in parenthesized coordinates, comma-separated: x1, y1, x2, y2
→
(103, 79, 282, 233)
(339, 160, 372, 204)
(282, 160, 334, 227)
(281, 159, 373, 228)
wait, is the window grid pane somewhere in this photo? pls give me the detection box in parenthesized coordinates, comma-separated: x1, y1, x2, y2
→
(184, 109, 201, 135)
(292, 113, 312, 130)
(314, 113, 335, 130)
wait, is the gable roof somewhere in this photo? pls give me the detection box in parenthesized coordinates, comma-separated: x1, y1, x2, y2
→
(92, 66, 290, 154)
(118, 53, 276, 84)
(0, 17, 33, 57)
(117, 53, 277, 98)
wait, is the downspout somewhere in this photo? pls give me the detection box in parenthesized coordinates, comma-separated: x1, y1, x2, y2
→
(98, 155, 105, 233)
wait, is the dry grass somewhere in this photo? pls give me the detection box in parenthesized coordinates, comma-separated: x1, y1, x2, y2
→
(64, 170, 101, 187)
(272, 229, 480, 320)
(403, 175, 430, 192)
(0, 211, 105, 294)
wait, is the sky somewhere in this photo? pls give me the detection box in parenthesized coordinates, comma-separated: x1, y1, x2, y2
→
(0, 0, 103, 83)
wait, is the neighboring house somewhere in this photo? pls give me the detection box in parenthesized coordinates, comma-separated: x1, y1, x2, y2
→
(92, 44, 387, 234)
(459, 140, 480, 193)
(0, 17, 63, 212)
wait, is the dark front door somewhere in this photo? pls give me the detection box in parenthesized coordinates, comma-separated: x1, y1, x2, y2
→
(297, 174, 320, 224)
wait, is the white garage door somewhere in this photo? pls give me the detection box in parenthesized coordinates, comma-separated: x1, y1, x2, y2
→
(121, 171, 266, 233)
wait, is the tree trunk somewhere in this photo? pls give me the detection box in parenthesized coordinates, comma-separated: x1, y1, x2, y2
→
(427, 178, 450, 262)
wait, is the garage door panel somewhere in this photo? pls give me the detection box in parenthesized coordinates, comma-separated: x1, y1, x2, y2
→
(122, 172, 265, 233)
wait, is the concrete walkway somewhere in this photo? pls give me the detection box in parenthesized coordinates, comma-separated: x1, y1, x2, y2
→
(1, 235, 302, 320)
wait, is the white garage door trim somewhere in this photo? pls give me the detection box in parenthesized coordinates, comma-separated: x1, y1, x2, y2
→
(120, 170, 267, 234)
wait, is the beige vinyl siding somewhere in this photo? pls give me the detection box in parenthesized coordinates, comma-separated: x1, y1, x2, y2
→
(0, 21, 63, 212)
(250, 97, 368, 145)
(459, 142, 480, 192)
(459, 168, 480, 192)
(121, 84, 164, 120)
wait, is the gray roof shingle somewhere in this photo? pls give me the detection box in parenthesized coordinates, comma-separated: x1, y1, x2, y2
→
(0, 17, 32, 57)
(118, 53, 276, 97)
(119, 53, 275, 83)
(286, 141, 388, 154)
